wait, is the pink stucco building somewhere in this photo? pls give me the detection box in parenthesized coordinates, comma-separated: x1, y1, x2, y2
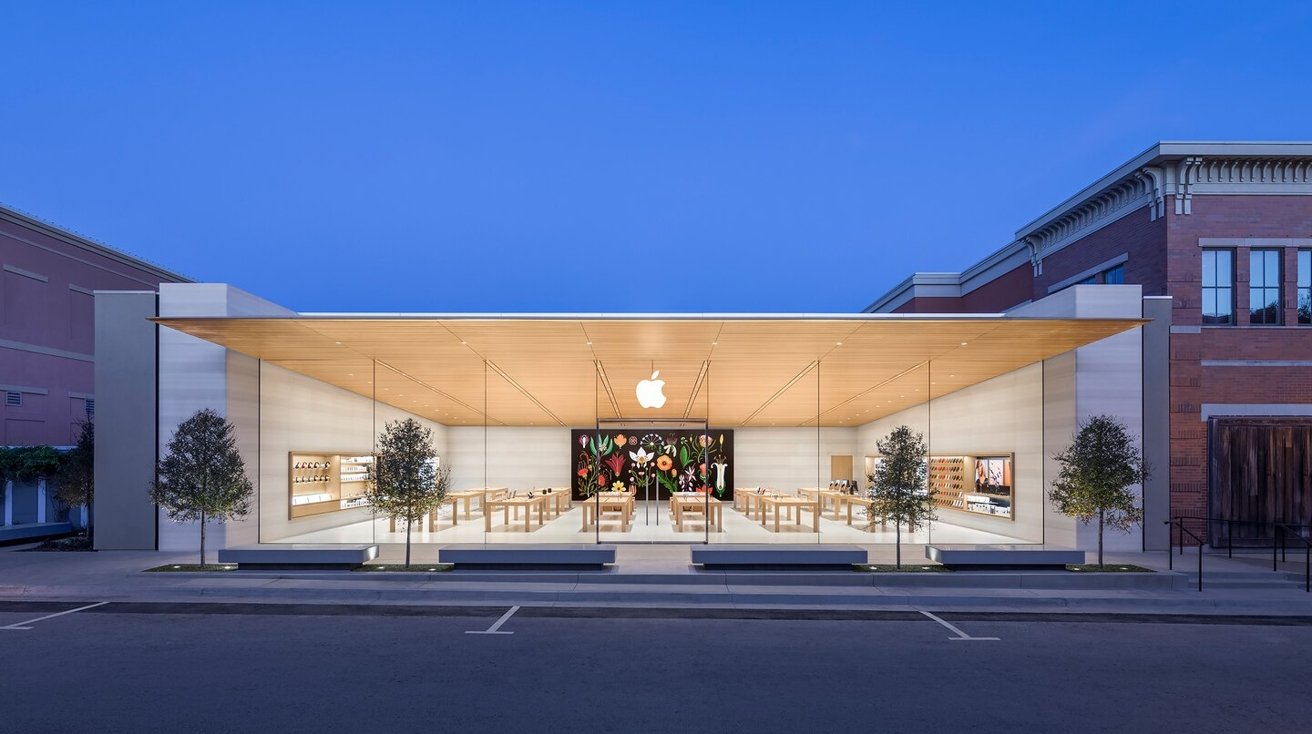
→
(1, 204, 187, 448)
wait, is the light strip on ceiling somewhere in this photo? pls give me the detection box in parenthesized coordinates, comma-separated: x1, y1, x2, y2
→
(682, 360, 710, 419)
(594, 361, 621, 418)
(802, 360, 929, 426)
(486, 360, 567, 427)
(741, 360, 819, 425)
(375, 360, 498, 425)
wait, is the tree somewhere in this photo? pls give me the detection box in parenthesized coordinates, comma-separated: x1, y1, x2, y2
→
(0, 446, 63, 527)
(55, 422, 95, 542)
(151, 409, 254, 566)
(867, 425, 934, 568)
(1049, 415, 1148, 567)
(365, 418, 450, 568)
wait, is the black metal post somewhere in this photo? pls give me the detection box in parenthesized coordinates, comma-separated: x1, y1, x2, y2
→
(1197, 540, 1203, 592)
(1167, 520, 1174, 570)
(1274, 525, 1280, 572)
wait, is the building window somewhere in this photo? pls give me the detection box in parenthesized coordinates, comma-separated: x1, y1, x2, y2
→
(1201, 250, 1233, 325)
(1103, 263, 1125, 285)
(1249, 249, 1282, 325)
(1299, 249, 1310, 325)
(84, 398, 95, 419)
(5, 391, 21, 407)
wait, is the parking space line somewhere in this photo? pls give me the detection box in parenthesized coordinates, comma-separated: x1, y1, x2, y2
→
(1, 601, 110, 631)
(920, 610, 999, 641)
(466, 605, 519, 635)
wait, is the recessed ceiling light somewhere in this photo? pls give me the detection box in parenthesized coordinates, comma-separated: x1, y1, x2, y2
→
(711, 341, 717, 346)
(586, 341, 593, 346)
(335, 341, 342, 345)
(460, 341, 467, 345)
(960, 341, 968, 346)
(836, 342, 843, 346)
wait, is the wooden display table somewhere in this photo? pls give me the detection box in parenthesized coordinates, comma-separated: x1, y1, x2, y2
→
(484, 495, 547, 533)
(669, 493, 723, 532)
(797, 487, 846, 517)
(421, 487, 510, 531)
(537, 489, 571, 518)
(757, 495, 821, 532)
(581, 492, 635, 531)
(735, 489, 783, 515)
(833, 494, 887, 529)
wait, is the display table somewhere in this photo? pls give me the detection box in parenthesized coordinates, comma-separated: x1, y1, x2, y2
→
(757, 495, 821, 532)
(669, 493, 723, 532)
(735, 489, 783, 516)
(833, 494, 886, 528)
(797, 487, 846, 517)
(484, 495, 547, 532)
(581, 492, 635, 531)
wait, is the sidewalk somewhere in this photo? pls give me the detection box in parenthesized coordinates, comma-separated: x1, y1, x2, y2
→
(3, 544, 1310, 616)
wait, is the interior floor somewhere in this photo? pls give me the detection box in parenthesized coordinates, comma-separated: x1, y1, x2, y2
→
(276, 500, 1026, 545)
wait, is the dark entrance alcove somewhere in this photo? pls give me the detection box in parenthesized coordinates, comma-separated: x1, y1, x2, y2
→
(1210, 417, 1312, 545)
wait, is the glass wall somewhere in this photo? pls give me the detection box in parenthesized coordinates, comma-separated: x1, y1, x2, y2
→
(255, 320, 1048, 550)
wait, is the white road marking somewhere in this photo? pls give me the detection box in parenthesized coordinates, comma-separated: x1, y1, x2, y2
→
(1, 601, 110, 631)
(466, 605, 519, 635)
(920, 610, 999, 641)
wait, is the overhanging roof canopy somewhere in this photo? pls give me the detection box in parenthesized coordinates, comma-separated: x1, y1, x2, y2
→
(155, 315, 1141, 428)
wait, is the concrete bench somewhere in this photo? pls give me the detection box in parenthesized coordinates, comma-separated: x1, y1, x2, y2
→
(926, 545, 1085, 569)
(691, 545, 868, 569)
(438, 544, 616, 569)
(216, 544, 378, 569)
(0, 522, 74, 545)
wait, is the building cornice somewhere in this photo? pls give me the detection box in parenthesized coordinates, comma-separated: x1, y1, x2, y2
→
(866, 141, 1312, 312)
(0, 203, 191, 284)
(1018, 142, 1312, 273)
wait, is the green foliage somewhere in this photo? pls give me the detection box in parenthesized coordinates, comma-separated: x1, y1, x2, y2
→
(365, 418, 450, 568)
(55, 422, 95, 521)
(1049, 414, 1148, 566)
(151, 409, 254, 565)
(866, 425, 933, 567)
(0, 445, 65, 481)
(867, 425, 934, 528)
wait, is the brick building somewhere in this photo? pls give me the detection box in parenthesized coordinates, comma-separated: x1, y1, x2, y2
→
(1, 203, 187, 446)
(868, 141, 1312, 539)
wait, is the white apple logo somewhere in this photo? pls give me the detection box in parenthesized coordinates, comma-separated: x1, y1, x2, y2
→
(636, 370, 667, 409)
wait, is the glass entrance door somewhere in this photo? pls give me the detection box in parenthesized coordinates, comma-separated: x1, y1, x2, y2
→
(590, 419, 713, 544)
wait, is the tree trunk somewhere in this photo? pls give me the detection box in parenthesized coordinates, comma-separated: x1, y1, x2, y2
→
(200, 510, 207, 567)
(1097, 509, 1104, 567)
(895, 522, 902, 569)
(405, 521, 412, 568)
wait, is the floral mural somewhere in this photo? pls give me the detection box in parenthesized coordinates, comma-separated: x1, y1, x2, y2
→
(571, 429, 734, 501)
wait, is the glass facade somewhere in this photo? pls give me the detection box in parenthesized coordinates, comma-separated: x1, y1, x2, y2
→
(1248, 249, 1282, 325)
(251, 322, 1058, 549)
(1201, 249, 1233, 325)
(1299, 249, 1310, 325)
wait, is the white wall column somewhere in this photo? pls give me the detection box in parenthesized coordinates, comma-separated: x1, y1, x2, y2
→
(3, 479, 11, 525)
(36, 478, 46, 523)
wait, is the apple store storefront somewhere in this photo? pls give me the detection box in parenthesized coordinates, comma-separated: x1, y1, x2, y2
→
(93, 283, 1165, 556)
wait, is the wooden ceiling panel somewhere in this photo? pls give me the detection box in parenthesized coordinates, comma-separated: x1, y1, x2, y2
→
(154, 316, 1142, 427)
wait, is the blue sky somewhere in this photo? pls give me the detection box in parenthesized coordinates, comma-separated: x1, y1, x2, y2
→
(2, 1, 1310, 313)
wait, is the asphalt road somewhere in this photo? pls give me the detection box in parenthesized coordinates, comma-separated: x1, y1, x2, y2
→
(2, 602, 1309, 734)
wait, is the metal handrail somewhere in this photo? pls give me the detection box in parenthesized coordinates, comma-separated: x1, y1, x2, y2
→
(1165, 515, 1311, 593)
(1274, 524, 1312, 593)
(1165, 518, 1204, 592)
